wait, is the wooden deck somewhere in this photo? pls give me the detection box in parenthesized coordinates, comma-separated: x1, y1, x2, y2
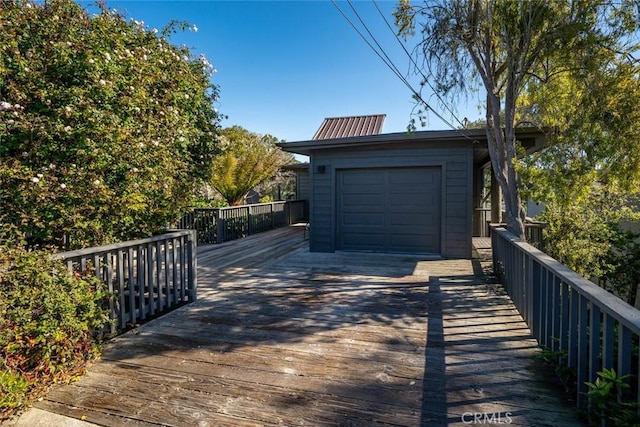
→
(28, 225, 581, 426)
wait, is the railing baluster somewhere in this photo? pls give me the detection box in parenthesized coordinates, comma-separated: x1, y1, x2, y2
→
(588, 304, 601, 391)
(618, 325, 632, 396)
(128, 246, 136, 325)
(552, 275, 562, 353)
(137, 244, 146, 320)
(602, 313, 615, 371)
(530, 258, 540, 341)
(490, 226, 640, 412)
(155, 240, 163, 311)
(577, 294, 589, 407)
(559, 281, 570, 354)
(117, 249, 126, 331)
(568, 287, 579, 369)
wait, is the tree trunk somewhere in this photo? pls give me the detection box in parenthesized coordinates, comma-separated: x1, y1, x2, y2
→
(485, 86, 525, 239)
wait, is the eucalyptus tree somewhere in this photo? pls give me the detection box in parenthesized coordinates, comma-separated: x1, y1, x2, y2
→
(210, 126, 293, 206)
(394, 0, 639, 238)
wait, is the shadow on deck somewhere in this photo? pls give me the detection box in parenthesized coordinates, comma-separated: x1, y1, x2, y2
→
(25, 225, 581, 426)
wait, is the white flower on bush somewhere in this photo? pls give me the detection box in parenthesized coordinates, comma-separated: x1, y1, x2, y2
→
(131, 167, 139, 173)
(184, 94, 190, 99)
(99, 79, 106, 86)
(134, 107, 140, 113)
(88, 58, 95, 64)
(65, 106, 72, 113)
(37, 174, 43, 178)
(21, 152, 28, 158)
(64, 126, 72, 133)
(192, 25, 198, 32)
(31, 177, 39, 183)
(152, 28, 158, 34)
(104, 52, 111, 61)
(60, 183, 66, 189)
(0, 101, 11, 111)
(93, 179, 101, 186)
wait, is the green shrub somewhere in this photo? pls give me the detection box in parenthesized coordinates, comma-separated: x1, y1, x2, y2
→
(0, 0, 220, 249)
(0, 244, 110, 419)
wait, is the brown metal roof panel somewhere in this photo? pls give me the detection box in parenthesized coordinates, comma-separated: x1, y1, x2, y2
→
(312, 114, 386, 140)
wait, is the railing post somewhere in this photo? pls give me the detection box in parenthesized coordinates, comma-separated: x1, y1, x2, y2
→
(270, 202, 275, 229)
(246, 206, 252, 235)
(216, 209, 224, 244)
(187, 229, 197, 302)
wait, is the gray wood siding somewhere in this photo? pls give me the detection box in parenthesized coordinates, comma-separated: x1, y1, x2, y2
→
(308, 142, 473, 258)
(296, 170, 311, 201)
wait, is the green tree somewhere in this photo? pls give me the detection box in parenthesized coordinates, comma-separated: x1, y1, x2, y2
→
(0, 0, 220, 248)
(210, 126, 293, 206)
(517, 47, 640, 304)
(394, 0, 639, 238)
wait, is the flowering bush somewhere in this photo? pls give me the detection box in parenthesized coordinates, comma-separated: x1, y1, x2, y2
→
(0, 0, 220, 248)
(0, 231, 110, 418)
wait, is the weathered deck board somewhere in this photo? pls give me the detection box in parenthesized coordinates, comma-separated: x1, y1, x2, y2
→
(27, 225, 582, 426)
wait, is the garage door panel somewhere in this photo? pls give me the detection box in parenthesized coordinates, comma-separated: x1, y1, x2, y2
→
(342, 171, 385, 185)
(387, 169, 436, 185)
(342, 233, 385, 250)
(390, 233, 439, 246)
(337, 167, 442, 254)
(388, 193, 437, 207)
(343, 213, 385, 226)
(389, 213, 437, 226)
(341, 194, 385, 206)
(342, 185, 384, 195)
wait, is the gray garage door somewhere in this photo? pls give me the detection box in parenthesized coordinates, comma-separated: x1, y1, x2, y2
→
(337, 167, 442, 254)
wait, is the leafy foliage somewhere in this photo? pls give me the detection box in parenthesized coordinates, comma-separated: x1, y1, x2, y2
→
(210, 126, 293, 206)
(585, 368, 640, 426)
(394, 0, 639, 238)
(0, 0, 221, 249)
(0, 237, 110, 419)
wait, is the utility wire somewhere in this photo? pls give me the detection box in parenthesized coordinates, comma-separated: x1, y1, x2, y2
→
(371, 0, 469, 130)
(331, 0, 460, 132)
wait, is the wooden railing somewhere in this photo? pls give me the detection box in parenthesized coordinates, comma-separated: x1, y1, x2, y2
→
(491, 226, 640, 408)
(176, 200, 308, 244)
(52, 230, 197, 334)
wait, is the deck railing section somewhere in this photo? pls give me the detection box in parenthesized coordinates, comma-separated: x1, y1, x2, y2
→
(491, 226, 640, 408)
(52, 230, 197, 334)
(177, 200, 308, 244)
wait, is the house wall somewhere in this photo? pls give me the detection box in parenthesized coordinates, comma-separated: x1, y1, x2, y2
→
(296, 170, 311, 201)
(308, 141, 473, 258)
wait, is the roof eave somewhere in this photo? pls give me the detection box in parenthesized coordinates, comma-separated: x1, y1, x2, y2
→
(277, 127, 549, 156)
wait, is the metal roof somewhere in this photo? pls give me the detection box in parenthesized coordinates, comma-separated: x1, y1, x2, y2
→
(312, 114, 386, 140)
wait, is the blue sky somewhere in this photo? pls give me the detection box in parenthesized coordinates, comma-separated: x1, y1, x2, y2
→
(82, 0, 484, 143)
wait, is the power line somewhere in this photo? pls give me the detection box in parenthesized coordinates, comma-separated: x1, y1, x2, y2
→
(331, 0, 461, 132)
(371, 0, 469, 130)
(332, 0, 480, 143)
